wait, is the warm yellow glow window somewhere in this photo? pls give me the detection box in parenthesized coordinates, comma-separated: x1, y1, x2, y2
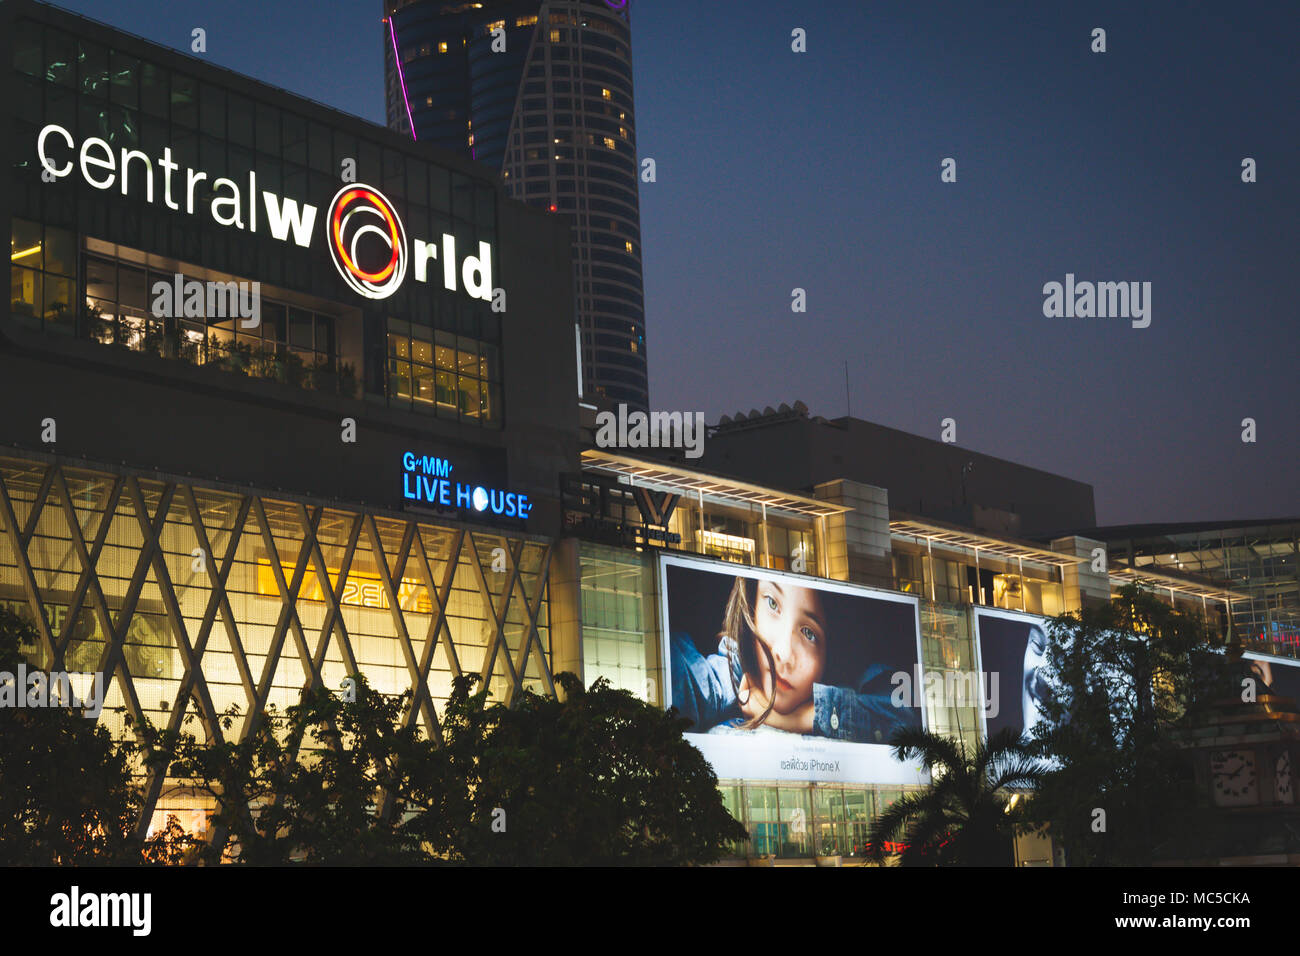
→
(624, 241, 633, 253)
(550, 29, 560, 42)
(438, 41, 448, 53)
(516, 15, 538, 27)
(487, 20, 505, 32)
(601, 88, 611, 100)
(603, 137, 616, 150)
(619, 127, 627, 138)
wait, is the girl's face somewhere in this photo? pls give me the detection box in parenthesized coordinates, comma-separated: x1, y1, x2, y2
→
(751, 580, 827, 714)
(1022, 626, 1050, 732)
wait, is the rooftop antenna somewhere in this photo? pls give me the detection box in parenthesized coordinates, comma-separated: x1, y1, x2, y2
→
(844, 360, 850, 418)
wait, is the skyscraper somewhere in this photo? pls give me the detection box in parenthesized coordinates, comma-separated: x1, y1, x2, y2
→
(383, 0, 648, 411)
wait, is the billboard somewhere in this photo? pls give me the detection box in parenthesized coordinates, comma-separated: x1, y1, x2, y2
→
(660, 554, 926, 785)
(1242, 653, 1300, 703)
(973, 608, 1053, 742)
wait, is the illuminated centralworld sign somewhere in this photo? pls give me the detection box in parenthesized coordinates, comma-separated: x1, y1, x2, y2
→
(35, 123, 494, 302)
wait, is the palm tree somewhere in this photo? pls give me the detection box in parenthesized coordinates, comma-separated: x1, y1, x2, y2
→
(866, 726, 1044, 866)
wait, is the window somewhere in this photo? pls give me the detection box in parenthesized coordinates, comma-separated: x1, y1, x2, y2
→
(74, 239, 355, 396)
(516, 15, 538, 27)
(624, 241, 633, 253)
(893, 552, 923, 594)
(550, 29, 561, 43)
(603, 136, 616, 150)
(387, 326, 498, 424)
(9, 220, 76, 334)
(438, 41, 448, 53)
(601, 87, 611, 99)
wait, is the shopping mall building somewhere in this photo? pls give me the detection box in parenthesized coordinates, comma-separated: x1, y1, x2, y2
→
(1, 0, 1287, 866)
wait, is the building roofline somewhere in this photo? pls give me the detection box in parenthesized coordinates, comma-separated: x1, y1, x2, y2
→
(888, 512, 1084, 568)
(10, 0, 499, 183)
(1068, 518, 1300, 539)
(710, 402, 1094, 492)
(579, 449, 852, 518)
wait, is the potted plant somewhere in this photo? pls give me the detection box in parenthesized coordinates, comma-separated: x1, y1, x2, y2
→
(162, 326, 182, 359)
(140, 322, 165, 357)
(249, 345, 277, 381)
(815, 839, 842, 867)
(306, 356, 335, 393)
(228, 339, 252, 375)
(283, 350, 305, 388)
(206, 334, 233, 370)
(336, 361, 358, 398)
(178, 334, 200, 365)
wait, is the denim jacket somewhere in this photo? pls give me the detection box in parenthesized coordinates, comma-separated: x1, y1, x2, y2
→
(669, 631, 911, 743)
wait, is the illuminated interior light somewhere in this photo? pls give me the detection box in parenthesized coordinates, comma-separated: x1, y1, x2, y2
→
(10, 244, 42, 261)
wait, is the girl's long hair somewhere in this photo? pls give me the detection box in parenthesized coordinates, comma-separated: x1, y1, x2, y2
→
(721, 576, 776, 729)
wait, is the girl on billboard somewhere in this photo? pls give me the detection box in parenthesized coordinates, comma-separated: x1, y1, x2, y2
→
(670, 574, 907, 743)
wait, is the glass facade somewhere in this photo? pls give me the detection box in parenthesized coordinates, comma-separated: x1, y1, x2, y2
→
(386, 319, 499, 421)
(572, 541, 1024, 861)
(10, 13, 503, 424)
(578, 541, 658, 702)
(564, 471, 820, 573)
(1111, 523, 1300, 659)
(892, 541, 1066, 617)
(920, 601, 981, 753)
(726, 781, 924, 862)
(0, 454, 554, 834)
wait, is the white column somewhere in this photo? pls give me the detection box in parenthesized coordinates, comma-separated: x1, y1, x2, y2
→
(1019, 556, 1026, 611)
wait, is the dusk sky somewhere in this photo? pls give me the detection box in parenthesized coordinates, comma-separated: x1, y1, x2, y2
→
(49, 0, 1298, 525)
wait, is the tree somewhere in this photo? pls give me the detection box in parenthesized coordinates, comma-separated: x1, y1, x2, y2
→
(1026, 583, 1236, 866)
(145, 671, 747, 865)
(0, 606, 146, 864)
(865, 726, 1043, 866)
(440, 673, 748, 865)
(142, 674, 445, 864)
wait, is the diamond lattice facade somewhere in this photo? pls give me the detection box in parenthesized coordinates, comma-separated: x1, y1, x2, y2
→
(0, 454, 554, 834)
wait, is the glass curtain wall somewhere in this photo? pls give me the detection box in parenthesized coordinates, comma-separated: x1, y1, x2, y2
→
(0, 454, 553, 835)
(724, 780, 920, 863)
(577, 541, 658, 703)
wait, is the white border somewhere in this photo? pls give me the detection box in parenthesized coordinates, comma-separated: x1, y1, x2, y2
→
(1241, 651, 1300, 668)
(656, 552, 928, 785)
